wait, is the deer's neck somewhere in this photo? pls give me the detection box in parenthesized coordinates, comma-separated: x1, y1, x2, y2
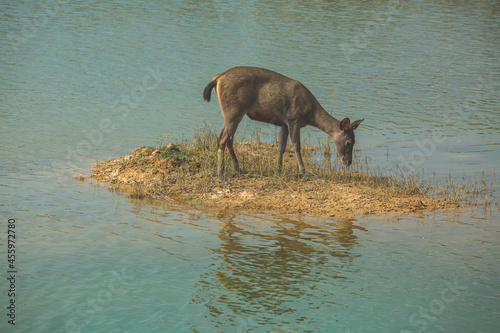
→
(310, 106, 340, 137)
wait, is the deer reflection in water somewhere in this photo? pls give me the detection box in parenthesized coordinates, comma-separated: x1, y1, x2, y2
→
(193, 214, 367, 328)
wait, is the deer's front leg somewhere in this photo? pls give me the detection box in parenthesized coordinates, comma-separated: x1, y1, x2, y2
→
(278, 125, 288, 170)
(288, 124, 305, 174)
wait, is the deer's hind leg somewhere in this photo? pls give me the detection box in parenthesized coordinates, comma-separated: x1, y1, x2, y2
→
(227, 135, 241, 173)
(217, 113, 244, 177)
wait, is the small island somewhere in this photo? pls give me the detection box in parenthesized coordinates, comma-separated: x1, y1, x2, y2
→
(87, 128, 482, 218)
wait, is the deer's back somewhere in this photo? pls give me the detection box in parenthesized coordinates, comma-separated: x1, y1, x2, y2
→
(216, 67, 318, 126)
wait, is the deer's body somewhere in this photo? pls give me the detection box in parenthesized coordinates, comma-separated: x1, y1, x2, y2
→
(203, 66, 363, 177)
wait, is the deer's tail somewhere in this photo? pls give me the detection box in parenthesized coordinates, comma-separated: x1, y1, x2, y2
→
(203, 78, 218, 102)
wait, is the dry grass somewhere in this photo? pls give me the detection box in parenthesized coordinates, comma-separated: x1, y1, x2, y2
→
(90, 125, 498, 217)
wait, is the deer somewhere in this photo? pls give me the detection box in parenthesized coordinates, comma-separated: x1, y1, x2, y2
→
(203, 66, 364, 177)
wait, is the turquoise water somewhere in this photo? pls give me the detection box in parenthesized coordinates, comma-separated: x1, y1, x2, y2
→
(1, 0, 499, 332)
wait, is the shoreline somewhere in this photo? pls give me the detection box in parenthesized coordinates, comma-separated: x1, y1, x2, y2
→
(89, 139, 463, 218)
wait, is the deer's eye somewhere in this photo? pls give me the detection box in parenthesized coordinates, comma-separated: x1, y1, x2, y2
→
(345, 141, 352, 146)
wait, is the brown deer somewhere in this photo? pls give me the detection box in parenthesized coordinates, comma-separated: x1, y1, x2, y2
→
(203, 66, 364, 177)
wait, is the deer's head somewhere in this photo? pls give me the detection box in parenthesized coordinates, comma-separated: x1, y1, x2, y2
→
(333, 118, 364, 166)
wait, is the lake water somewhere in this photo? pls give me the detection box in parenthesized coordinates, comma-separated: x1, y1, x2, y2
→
(1, 0, 499, 332)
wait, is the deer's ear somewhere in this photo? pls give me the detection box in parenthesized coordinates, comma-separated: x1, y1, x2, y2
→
(340, 118, 350, 131)
(350, 119, 364, 130)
